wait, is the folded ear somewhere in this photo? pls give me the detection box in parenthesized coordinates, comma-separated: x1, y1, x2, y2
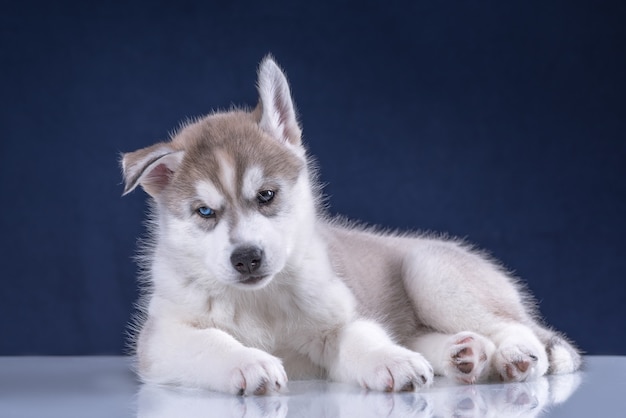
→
(256, 55, 302, 146)
(121, 142, 184, 197)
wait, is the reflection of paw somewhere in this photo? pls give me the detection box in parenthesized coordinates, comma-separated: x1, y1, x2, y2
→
(493, 343, 547, 382)
(136, 383, 289, 418)
(492, 379, 549, 417)
(445, 332, 495, 384)
(358, 346, 434, 392)
(229, 348, 288, 396)
(548, 372, 582, 404)
(235, 396, 289, 418)
(448, 387, 489, 417)
(356, 392, 431, 418)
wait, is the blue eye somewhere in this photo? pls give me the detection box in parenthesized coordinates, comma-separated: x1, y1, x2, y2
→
(196, 206, 215, 218)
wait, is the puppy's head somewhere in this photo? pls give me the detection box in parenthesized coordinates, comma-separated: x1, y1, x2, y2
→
(121, 56, 313, 290)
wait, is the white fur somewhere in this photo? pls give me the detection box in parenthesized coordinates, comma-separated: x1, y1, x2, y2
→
(241, 165, 265, 200)
(195, 180, 224, 211)
(122, 56, 581, 395)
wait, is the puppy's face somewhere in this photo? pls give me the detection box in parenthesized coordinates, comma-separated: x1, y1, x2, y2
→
(157, 116, 306, 290)
(122, 56, 307, 290)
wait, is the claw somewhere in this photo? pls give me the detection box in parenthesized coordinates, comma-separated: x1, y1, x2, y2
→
(400, 381, 416, 392)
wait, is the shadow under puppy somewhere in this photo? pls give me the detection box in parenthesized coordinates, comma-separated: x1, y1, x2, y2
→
(121, 56, 581, 395)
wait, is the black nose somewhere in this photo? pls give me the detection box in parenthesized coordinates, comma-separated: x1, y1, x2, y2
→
(230, 246, 264, 274)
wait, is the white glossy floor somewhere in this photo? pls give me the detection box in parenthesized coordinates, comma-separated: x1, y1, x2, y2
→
(1, 356, 625, 417)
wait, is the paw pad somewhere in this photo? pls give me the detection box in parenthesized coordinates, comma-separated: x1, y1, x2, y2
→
(496, 346, 541, 382)
(446, 332, 494, 384)
(456, 362, 474, 374)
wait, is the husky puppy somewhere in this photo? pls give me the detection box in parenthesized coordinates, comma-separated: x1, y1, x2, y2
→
(121, 56, 581, 395)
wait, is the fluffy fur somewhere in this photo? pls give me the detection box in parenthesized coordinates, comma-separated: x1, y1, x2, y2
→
(121, 55, 581, 395)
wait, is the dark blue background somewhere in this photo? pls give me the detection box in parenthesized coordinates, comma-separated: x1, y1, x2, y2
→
(1, 0, 624, 355)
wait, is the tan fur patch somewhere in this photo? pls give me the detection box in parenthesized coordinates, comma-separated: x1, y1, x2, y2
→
(161, 110, 304, 218)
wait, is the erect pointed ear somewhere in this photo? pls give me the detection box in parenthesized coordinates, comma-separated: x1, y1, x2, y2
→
(256, 55, 302, 146)
(120, 142, 184, 197)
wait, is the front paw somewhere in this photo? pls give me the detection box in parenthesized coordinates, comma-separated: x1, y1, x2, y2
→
(228, 348, 288, 396)
(357, 346, 434, 392)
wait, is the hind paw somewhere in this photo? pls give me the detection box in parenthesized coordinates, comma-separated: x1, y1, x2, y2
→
(493, 344, 547, 382)
(445, 332, 495, 384)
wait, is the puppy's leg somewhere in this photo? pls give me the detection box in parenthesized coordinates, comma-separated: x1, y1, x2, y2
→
(408, 331, 495, 383)
(320, 319, 434, 392)
(401, 239, 578, 382)
(136, 317, 287, 395)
